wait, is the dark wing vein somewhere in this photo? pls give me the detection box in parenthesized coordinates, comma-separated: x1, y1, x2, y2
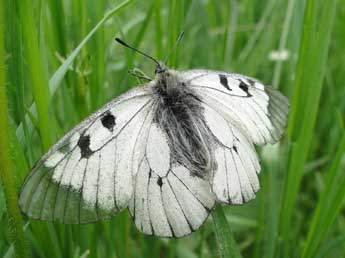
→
(169, 170, 210, 212)
(223, 148, 230, 203)
(78, 159, 89, 223)
(52, 154, 73, 221)
(229, 149, 244, 203)
(166, 178, 194, 232)
(113, 138, 118, 211)
(131, 109, 153, 221)
(95, 152, 101, 221)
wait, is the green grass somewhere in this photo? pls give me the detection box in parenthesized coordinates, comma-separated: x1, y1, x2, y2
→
(1, 0, 344, 257)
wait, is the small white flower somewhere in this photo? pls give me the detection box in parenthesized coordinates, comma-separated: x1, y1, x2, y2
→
(269, 49, 290, 61)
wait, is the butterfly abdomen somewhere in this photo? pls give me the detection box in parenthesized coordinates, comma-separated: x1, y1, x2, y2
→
(153, 72, 214, 177)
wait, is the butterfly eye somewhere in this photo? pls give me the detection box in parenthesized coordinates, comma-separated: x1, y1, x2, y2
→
(155, 65, 166, 74)
(181, 82, 186, 86)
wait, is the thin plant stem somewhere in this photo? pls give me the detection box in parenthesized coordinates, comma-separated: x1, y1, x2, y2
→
(212, 205, 243, 258)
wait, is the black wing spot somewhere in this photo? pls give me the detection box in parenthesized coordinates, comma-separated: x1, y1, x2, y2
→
(157, 177, 163, 187)
(78, 135, 94, 159)
(239, 80, 252, 97)
(101, 111, 116, 132)
(233, 146, 238, 153)
(219, 74, 231, 91)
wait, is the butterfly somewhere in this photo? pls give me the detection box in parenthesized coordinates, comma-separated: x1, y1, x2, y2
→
(19, 36, 289, 238)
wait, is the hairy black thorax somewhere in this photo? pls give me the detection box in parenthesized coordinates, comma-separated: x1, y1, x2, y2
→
(152, 68, 214, 177)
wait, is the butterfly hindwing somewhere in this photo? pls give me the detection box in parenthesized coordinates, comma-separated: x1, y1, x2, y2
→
(19, 87, 153, 223)
(181, 69, 287, 204)
(202, 102, 260, 204)
(128, 124, 216, 237)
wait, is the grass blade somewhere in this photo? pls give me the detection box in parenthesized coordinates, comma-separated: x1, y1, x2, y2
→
(15, 0, 134, 145)
(302, 130, 345, 258)
(20, 0, 54, 151)
(212, 205, 243, 258)
(314, 234, 345, 258)
(279, 0, 337, 257)
(271, 0, 295, 89)
(0, 1, 27, 257)
(237, 0, 276, 63)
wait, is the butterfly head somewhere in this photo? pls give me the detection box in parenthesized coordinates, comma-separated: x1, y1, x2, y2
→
(154, 65, 181, 91)
(154, 62, 167, 74)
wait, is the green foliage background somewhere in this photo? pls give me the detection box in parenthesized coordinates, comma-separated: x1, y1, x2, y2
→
(0, 0, 344, 257)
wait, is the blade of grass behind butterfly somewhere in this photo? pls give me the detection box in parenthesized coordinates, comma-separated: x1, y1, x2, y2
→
(312, 143, 345, 255)
(62, 224, 74, 258)
(117, 1, 155, 94)
(4, 0, 37, 180)
(112, 210, 132, 258)
(171, 0, 192, 68)
(212, 205, 243, 258)
(15, 0, 134, 145)
(7, 120, 29, 184)
(222, 0, 238, 69)
(302, 121, 345, 258)
(73, 0, 89, 118)
(25, 221, 63, 258)
(271, 0, 295, 89)
(166, 0, 184, 68)
(86, 0, 106, 110)
(46, 0, 67, 56)
(279, 0, 336, 257)
(236, 0, 276, 65)
(76, 224, 93, 257)
(256, 144, 290, 258)
(314, 234, 345, 258)
(19, 0, 54, 151)
(5, 0, 32, 160)
(0, 2, 27, 257)
(154, 0, 163, 60)
(276, 0, 305, 96)
(45, 0, 77, 126)
(206, 0, 217, 29)
(252, 162, 270, 258)
(234, 0, 279, 77)
(103, 219, 123, 257)
(206, 0, 224, 69)
(166, 0, 177, 68)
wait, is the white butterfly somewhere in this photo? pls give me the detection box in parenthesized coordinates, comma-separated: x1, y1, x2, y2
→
(19, 38, 289, 238)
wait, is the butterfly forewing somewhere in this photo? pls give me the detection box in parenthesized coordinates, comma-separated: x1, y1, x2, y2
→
(182, 69, 289, 145)
(19, 86, 153, 223)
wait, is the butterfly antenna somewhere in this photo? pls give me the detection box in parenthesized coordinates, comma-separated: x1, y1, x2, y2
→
(115, 38, 160, 67)
(164, 31, 185, 65)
